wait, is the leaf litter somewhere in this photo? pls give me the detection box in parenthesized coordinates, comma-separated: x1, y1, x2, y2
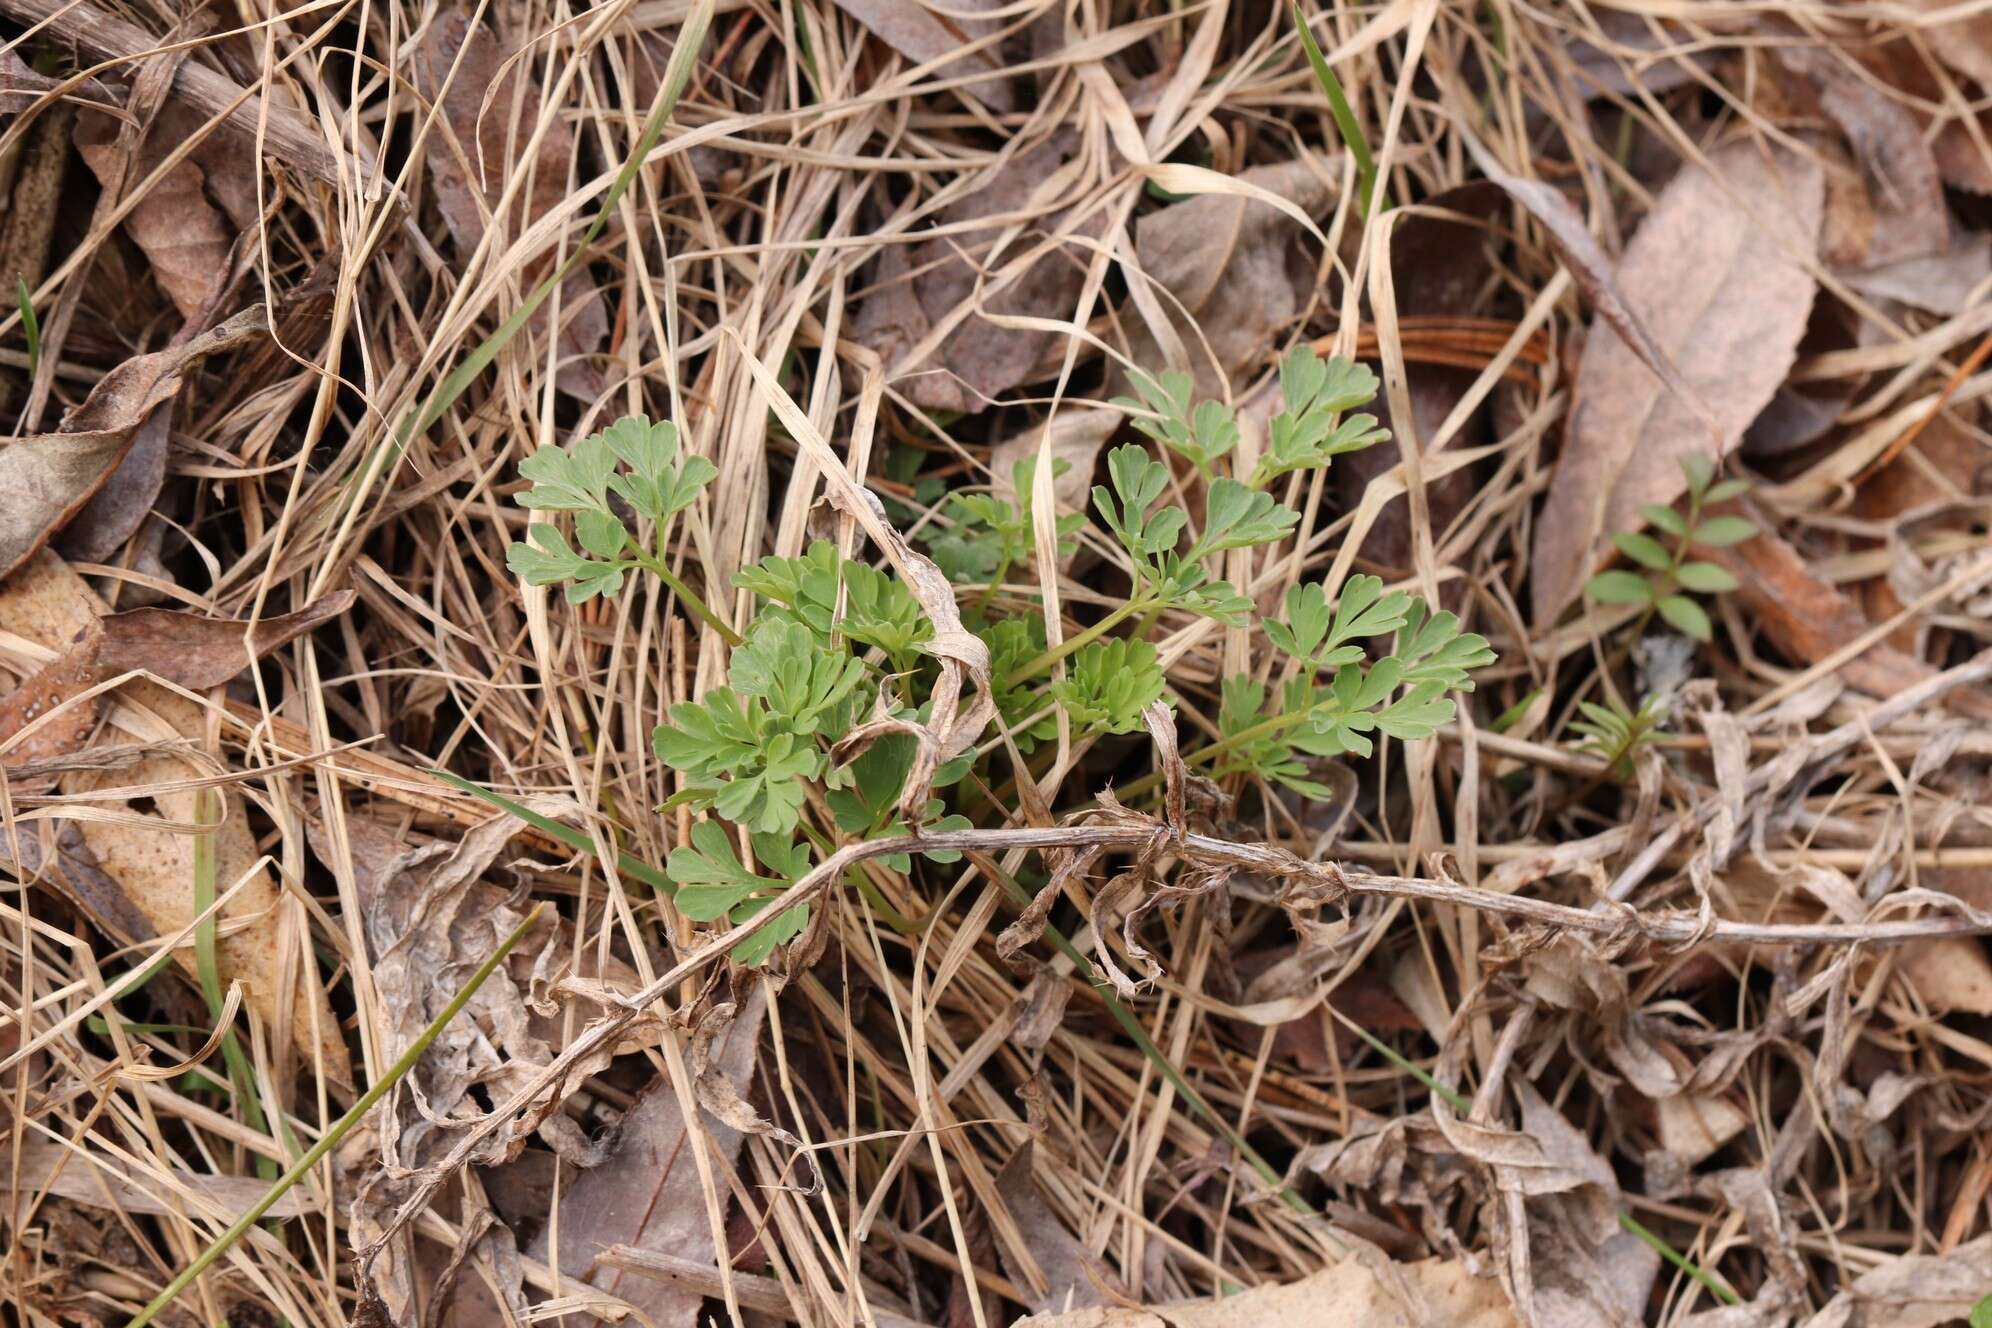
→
(7, 4, 1992, 1328)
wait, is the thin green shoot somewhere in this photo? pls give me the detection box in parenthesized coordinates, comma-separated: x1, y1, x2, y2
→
(191, 791, 277, 1183)
(1292, 2, 1388, 217)
(18, 276, 40, 379)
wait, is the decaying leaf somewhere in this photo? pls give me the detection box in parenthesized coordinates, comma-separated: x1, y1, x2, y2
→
(1, 588, 357, 765)
(0, 550, 350, 1081)
(414, 11, 607, 397)
(830, 0, 1014, 111)
(1797, 1233, 1992, 1328)
(0, 308, 265, 583)
(995, 1142, 1121, 1313)
(1121, 157, 1334, 400)
(1698, 518, 1992, 717)
(75, 110, 235, 321)
(856, 130, 1087, 412)
(1013, 1250, 1515, 1327)
(527, 985, 765, 1328)
(324, 805, 662, 1322)
(1531, 142, 1822, 623)
(7, 1137, 311, 1221)
(990, 407, 1117, 514)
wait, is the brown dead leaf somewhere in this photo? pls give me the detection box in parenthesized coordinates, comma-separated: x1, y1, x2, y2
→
(1779, 49, 1948, 269)
(990, 407, 1117, 513)
(7, 1137, 311, 1221)
(325, 805, 641, 1322)
(1530, 141, 1822, 624)
(1655, 1094, 1752, 1167)
(995, 1142, 1122, 1313)
(1898, 936, 1992, 1015)
(0, 551, 350, 1082)
(1121, 157, 1333, 400)
(528, 986, 765, 1328)
(0, 306, 266, 583)
(1697, 517, 1992, 718)
(75, 111, 234, 321)
(1841, 233, 1992, 314)
(1014, 1250, 1514, 1327)
(57, 409, 172, 566)
(1899, 0, 1992, 90)
(1799, 1232, 1992, 1328)
(831, 0, 1014, 111)
(856, 130, 1086, 413)
(415, 12, 606, 398)
(1, 589, 357, 765)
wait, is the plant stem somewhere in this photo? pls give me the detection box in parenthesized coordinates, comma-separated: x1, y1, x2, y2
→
(1004, 595, 1153, 687)
(634, 552, 742, 646)
(124, 904, 547, 1328)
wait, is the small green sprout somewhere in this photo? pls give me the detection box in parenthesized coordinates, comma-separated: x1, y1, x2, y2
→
(1586, 455, 1753, 642)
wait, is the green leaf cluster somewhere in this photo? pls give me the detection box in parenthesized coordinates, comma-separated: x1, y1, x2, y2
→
(928, 457, 1085, 584)
(1215, 576, 1494, 788)
(666, 822, 811, 967)
(504, 414, 718, 603)
(1570, 695, 1666, 779)
(1252, 347, 1390, 488)
(1586, 456, 1752, 642)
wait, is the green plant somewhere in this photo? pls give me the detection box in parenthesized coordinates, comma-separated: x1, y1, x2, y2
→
(1585, 456, 1752, 642)
(1971, 1293, 1992, 1328)
(507, 346, 1493, 967)
(1569, 695, 1665, 777)
(17, 275, 39, 379)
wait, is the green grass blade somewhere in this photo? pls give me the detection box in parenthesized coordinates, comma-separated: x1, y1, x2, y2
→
(17, 276, 41, 379)
(432, 769, 673, 894)
(124, 902, 547, 1328)
(191, 791, 277, 1182)
(333, 0, 717, 540)
(1292, 2, 1388, 218)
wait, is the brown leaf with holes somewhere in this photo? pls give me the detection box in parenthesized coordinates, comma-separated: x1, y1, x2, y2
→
(1531, 141, 1822, 624)
(0, 307, 266, 584)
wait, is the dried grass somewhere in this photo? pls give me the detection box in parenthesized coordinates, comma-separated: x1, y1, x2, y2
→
(6, 2, 1992, 1326)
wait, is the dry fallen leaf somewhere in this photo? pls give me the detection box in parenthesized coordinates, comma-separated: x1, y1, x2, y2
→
(1698, 517, 1992, 718)
(0, 550, 350, 1082)
(1014, 1250, 1515, 1327)
(995, 1141, 1122, 1313)
(1531, 141, 1822, 624)
(7, 1137, 311, 1221)
(527, 985, 765, 1328)
(1121, 157, 1333, 400)
(75, 111, 235, 321)
(856, 130, 1087, 413)
(0, 307, 265, 583)
(830, 0, 1014, 111)
(1, 588, 357, 764)
(1797, 1233, 1992, 1328)
(414, 12, 607, 398)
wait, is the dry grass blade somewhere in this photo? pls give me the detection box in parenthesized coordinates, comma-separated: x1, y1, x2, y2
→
(10, 2, 1992, 1326)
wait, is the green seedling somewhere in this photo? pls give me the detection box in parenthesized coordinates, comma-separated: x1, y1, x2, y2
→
(1586, 455, 1753, 642)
